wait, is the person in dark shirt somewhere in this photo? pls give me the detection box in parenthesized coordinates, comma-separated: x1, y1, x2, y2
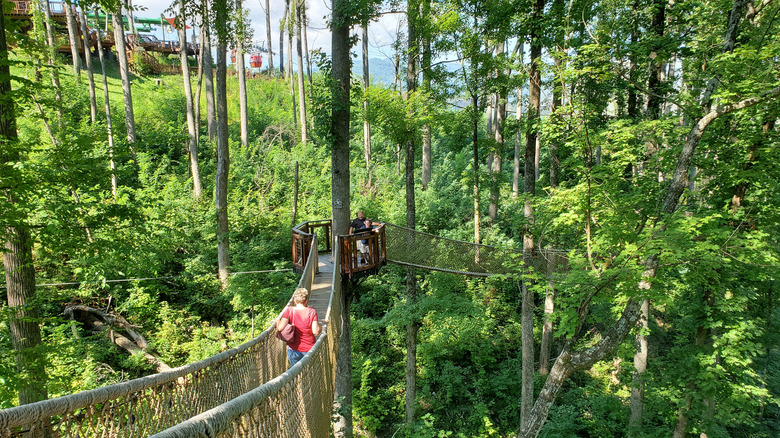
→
(349, 211, 367, 264)
(349, 210, 365, 234)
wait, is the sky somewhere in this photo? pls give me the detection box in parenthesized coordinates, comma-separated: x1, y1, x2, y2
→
(132, 0, 403, 68)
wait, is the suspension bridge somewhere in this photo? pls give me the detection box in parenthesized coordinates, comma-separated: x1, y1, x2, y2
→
(0, 220, 566, 437)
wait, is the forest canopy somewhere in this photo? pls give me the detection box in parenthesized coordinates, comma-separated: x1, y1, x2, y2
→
(1, 0, 779, 437)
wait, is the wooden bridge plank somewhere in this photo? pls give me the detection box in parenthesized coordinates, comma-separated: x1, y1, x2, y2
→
(307, 255, 333, 323)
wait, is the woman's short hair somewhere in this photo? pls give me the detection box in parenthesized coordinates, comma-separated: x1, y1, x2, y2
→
(293, 287, 310, 305)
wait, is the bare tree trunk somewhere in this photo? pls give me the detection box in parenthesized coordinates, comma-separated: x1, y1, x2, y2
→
(264, 0, 274, 75)
(521, 0, 544, 428)
(215, 0, 231, 289)
(513, 60, 523, 197)
(236, 0, 249, 147)
(291, 161, 299, 225)
(41, 0, 63, 123)
(629, 2, 666, 431)
(331, 0, 352, 434)
(79, 5, 97, 123)
(420, 0, 432, 191)
(1, 7, 48, 405)
(195, 31, 203, 138)
(112, 6, 136, 146)
(489, 42, 506, 223)
(94, 9, 117, 197)
(64, 1, 81, 77)
(295, 0, 307, 143)
(472, 92, 481, 249)
(302, 1, 312, 90)
(125, 0, 136, 35)
(279, 0, 290, 79)
(362, 21, 371, 188)
(178, 1, 202, 200)
(404, 0, 420, 424)
(201, 11, 216, 142)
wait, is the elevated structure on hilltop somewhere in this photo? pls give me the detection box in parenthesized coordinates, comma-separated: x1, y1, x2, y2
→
(8, 1, 197, 74)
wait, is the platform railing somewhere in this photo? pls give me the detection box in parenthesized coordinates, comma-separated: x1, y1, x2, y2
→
(339, 223, 387, 277)
(292, 219, 331, 273)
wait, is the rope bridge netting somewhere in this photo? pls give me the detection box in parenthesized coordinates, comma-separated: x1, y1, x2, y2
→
(0, 232, 339, 438)
(383, 223, 569, 277)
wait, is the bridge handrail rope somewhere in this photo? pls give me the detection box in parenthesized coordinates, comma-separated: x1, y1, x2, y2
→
(0, 225, 324, 437)
(150, 234, 340, 438)
(382, 223, 570, 277)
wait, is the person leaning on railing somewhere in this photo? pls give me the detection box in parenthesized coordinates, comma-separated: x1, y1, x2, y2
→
(276, 287, 321, 367)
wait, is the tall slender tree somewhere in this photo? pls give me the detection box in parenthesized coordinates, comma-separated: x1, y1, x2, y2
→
(420, 0, 431, 191)
(214, 0, 231, 289)
(1, 4, 48, 406)
(521, 0, 545, 429)
(404, 0, 421, 425)
(177, 0, 202, 200)
(112, 3, 136, 145)
(94, 8, 117, 197)
(263, 0, 274, 75)
(200, 2, 216, 142)
(331, 0, 352, 434)
(295, 0, 307, 143)
(79, 4, 97, 123)
(64, 1, 81, 77)
(236, 0, 249, 148)
(362, 20, 372, 188)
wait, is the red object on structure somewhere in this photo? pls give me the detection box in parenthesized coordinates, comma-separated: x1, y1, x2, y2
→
(231, 50, 237, 64)
(164, 17, 191, 30)
(250, 54, 262, 69)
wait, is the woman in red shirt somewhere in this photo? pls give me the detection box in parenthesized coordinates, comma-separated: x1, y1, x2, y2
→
(276, 287, 321, 366)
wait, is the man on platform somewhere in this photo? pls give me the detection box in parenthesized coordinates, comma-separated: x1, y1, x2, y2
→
(349, 210, 366, 234)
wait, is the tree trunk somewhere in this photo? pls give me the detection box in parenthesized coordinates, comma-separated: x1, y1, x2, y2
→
(405, 0, 420, 423)
(79, 5, 97, 123)
(472, 93, 481, 249)
(94, 9, 117, 197)
(215, 0, 231, 289)
(540, 19, 564, 373)
(1, 7, 48, 405)
(236, 0, 249, 148)
(302, 2, 312, 90)
(295, 0, 307, 144)
(125, 0, 136, 35)
(178, 1, 202, 200)
(201, 11, 216, 142)
(420, 0, 432, 191)
(521, 0, 544, 428)
(629, 1, 666, 430)
(279, 3, 286, 76)
(264, 0, 274, 75)
(41, 0, 63, 123)
(513, 45, 523, 198)
(291, 161, 299, 225)
(489, 42, 506, 223)
(112, 7, 136, 146)
(195, 32, 203, 139)
(331, 0, 352, 434)
(362, 21, 372, 188)
(287, 10, 297, 129)
(64, 1, 81, 77)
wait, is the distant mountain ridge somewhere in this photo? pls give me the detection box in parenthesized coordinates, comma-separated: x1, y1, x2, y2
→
(353, 57, 399, 87)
